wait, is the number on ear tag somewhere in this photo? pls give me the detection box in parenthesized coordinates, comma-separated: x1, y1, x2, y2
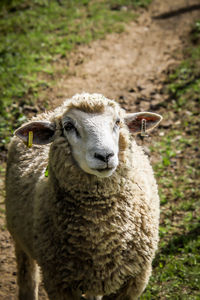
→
(141, 119, 148, 137)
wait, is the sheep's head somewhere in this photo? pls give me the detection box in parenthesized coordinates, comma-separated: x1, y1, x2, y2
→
(15, 93, 162, 178)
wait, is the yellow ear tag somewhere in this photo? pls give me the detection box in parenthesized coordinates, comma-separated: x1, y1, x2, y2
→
(27, 131, 33, 148)
(141, 119, 148, 137)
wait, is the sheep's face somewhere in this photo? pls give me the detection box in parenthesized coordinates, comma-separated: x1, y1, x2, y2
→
(14, 93, 162, 179)
(62, 107, 120, 178)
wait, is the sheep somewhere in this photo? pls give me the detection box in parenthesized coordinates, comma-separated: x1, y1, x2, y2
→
(6, 93, 162, 300)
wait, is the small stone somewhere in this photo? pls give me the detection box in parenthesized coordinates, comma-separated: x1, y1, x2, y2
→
(160, 120, 173, 128)
(23, 105, 39, 113)
(121, 6, 128, 11)
(159, 132, 165, 136)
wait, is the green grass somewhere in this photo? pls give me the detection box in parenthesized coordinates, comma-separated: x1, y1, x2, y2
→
(0, 0, 151, 152)
(141, 20, 200, 299)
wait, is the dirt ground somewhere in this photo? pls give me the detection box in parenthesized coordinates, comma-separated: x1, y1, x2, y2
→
(1, 0, 200, 299)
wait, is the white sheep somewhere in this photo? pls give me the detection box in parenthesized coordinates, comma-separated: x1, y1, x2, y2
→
(6, 93, 162, 300)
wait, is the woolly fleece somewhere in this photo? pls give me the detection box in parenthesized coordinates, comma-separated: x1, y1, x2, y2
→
(6, 93, 160, 300)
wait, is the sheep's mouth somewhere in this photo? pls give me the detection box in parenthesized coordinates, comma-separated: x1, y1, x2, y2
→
(88, 166, 116, 178)
(95, 167, 115, 173)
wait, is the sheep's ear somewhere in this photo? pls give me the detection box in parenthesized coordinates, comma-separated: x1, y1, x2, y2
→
(15, 121, 56, 145)
(124, 112, 162, 134)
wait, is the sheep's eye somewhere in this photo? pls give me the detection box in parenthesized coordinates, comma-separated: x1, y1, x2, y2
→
(64, 122, 75, 131)
(115, 119, 121, 126)
(63, 122, 80, 137)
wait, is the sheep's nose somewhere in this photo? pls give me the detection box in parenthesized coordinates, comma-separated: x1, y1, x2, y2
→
(94, 152, 114, 162)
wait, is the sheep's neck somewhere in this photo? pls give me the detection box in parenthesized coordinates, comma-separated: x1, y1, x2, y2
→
(48, 163, 130, 204)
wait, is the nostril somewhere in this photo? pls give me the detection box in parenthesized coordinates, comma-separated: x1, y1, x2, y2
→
(94, 152, 107, 162)
(94, 152, 114, 162)
(106, 152, 114, 160)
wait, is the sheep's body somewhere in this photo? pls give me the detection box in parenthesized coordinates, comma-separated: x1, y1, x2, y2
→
(6, 93, 160, 300)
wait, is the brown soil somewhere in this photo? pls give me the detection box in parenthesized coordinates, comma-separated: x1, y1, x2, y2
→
(1, 0, 200, 299)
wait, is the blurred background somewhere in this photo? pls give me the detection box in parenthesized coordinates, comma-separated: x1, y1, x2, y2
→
(0, 1, 200, 299)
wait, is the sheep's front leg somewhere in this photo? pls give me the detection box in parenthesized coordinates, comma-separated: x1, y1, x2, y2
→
(102, 264, 152, 300)
(15, 242, 40, 300)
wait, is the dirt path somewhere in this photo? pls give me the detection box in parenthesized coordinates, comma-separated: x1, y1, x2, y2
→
(46, 0, 200, 113)
(1, 0, 200, 299)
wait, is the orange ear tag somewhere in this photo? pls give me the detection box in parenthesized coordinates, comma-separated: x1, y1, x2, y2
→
(27, 131, 33, 148)
(141, 119, 148, 137)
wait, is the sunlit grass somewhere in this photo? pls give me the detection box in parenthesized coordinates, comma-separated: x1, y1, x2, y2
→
(141, 20, 200, 299)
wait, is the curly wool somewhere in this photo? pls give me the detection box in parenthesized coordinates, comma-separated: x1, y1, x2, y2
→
(6, 93, 159, 299)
